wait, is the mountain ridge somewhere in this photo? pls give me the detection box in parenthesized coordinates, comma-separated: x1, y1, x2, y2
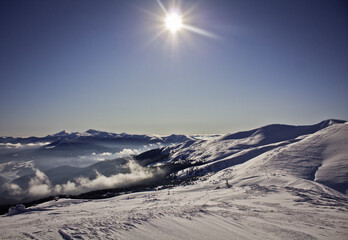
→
(0, 119, 347, 208)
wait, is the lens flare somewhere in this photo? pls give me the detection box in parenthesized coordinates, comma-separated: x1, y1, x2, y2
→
(165, 12, 183, 33)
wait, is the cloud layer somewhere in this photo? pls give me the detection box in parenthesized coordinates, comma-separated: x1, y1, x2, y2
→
(0, 142, 51, 149)
(2, 159, 161, 199)
(79, 143, 163, 162)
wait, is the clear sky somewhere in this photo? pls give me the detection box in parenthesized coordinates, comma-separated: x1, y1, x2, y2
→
(1, 0, 347, 137)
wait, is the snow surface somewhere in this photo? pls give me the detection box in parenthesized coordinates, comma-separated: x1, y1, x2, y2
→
(168, 120, 348, 195)
(0, 120, 347, 239)
(0, 179, 347, 239)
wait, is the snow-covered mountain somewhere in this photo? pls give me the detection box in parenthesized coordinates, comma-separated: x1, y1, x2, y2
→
(0, 120, 347, 239)
(156, 119, 348, 194)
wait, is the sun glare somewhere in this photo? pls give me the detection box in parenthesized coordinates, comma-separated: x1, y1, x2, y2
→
(154, 0, 217, 40)
(165, 12, 183, 33)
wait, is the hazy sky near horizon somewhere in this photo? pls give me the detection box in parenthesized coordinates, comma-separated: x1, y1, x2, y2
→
(1, 0, 348, 137)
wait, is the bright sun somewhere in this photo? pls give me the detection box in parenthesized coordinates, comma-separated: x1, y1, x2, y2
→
(165, 12, 183, 33)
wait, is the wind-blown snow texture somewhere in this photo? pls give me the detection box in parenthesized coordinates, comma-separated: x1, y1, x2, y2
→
(0, 120, 347, 239)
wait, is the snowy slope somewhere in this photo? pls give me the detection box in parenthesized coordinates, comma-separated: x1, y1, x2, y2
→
(0, 175, 347, 239)
(207, 121, 348, 195)
(161, 120, 348, 194)
(0, 120, 347, 239)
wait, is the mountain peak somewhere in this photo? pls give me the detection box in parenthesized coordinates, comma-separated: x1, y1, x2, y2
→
(319, 119, 346, 128)
(53, 130, 71, 137)
(85, 129, 100, 134)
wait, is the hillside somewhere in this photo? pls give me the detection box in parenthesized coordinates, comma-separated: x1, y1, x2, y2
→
(0, 120, 347, 239)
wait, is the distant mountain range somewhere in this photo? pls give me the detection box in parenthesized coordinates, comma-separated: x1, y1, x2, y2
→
(0, 130, 193, 167)
(0, 130, 193, 205)
(0, 129, 192, 145)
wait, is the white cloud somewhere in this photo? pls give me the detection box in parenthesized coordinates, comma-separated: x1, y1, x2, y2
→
(0, 143, 22, 149)
(100, 152, 112, 156)
(2, 160, 163, 199)
(116, 149, 140, 158)
(27, 169, 52, 197)
(3, 183, 23, 196)
(27, 142, 51, 146)
(0, 143, 165, 200)
(52, 160, 158, 195)
(0, 142, 51, 149)
(79, 144, 164, 162)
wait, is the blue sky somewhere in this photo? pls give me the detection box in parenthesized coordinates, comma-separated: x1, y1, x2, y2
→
(1, 0, 347, 136)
